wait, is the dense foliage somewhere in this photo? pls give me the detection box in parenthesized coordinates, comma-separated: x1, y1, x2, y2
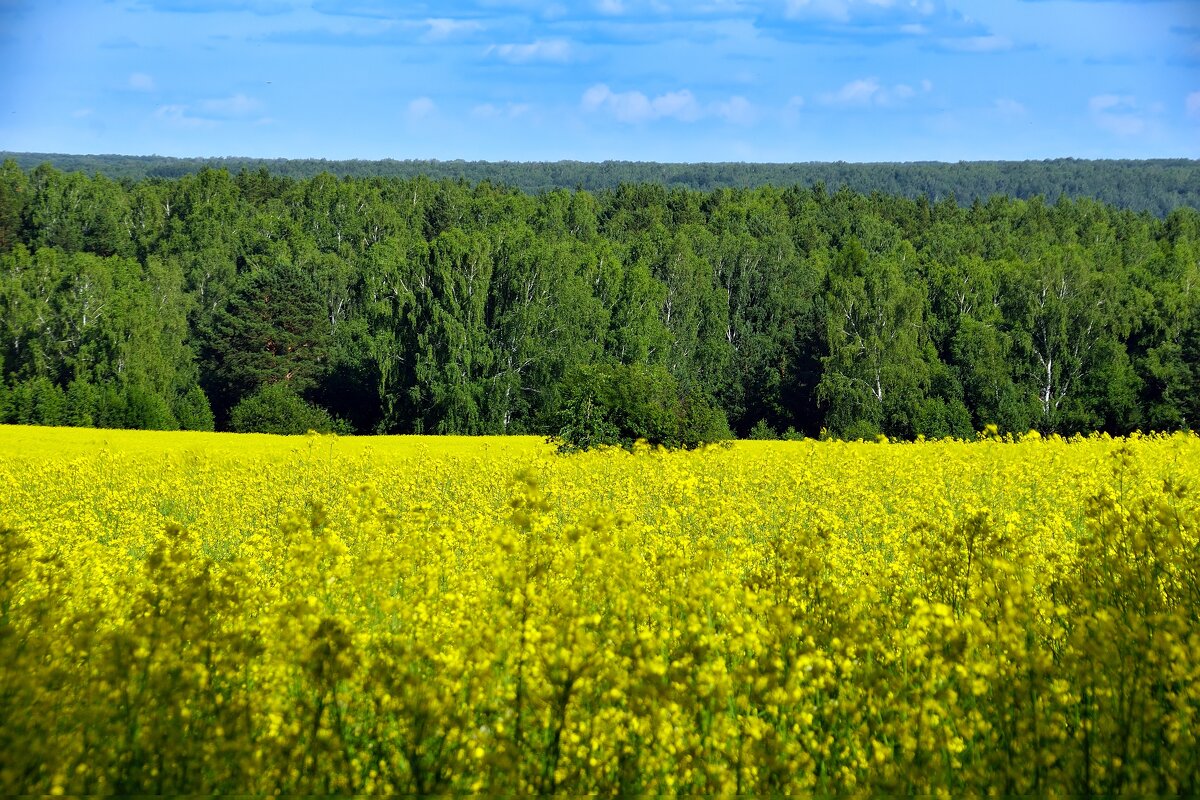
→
(1, 159, 1198, 439)
(552, 362, 732, 452)
(1, 427, 1197, 794)
(4, 152, 1199, 215)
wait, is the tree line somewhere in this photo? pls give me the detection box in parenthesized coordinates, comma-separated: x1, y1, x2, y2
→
(0, 159, 1197, 440)
(4, 152, 1199, 216)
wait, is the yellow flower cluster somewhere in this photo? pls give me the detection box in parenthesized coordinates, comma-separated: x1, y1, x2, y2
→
(1, 426, 1197, 795)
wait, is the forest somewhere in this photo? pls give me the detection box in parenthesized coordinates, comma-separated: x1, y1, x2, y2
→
(0, 158, 1197, 440)
(4, 152, 1199, 216)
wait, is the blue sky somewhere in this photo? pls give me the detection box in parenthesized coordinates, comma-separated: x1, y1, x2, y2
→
(1, 0, 1197, 162)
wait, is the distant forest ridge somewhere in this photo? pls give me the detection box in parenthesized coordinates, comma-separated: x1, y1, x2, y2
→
(3, 152, 1198, 217)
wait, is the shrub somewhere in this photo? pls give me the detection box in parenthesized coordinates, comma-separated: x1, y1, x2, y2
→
(64, 379, 98, 427)
(175, 384, 216, 432)
(124, 383, 178, 431)
(229, 382, 348, 435)
(748, 419, 778, 440)
(553, 362, 731, 452)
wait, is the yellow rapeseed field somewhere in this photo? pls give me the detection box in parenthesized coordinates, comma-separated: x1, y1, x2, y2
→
(1, 424, 1198, 795)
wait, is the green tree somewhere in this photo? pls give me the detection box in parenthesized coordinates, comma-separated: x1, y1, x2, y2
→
(174, 384, 216, 431)
(411, 227, 495, 434)
(203, 258, 331, 419)
(554, 362, 730, 452)
(817, 238, 930, 437)
(0, 159, 28, 253)
(360, 229, 427, 432)
(1002, 243, 1121, 431)
(1136, 210, 1200, 430)
(930, 255, 1028, 431)
(229, 382, 343, 435)
(64, 378, 98, 427)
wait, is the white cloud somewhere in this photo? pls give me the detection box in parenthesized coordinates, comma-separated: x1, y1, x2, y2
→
(129, 72, 155, 91)
(472, 102, 532, 119)
(581, 0, 738, 11)
(582, 84, 758, 125)
(153, 104, 215, 128)
(1089, 94, 1149, 137)
(765, 0, 980, 47)
(1185, 91, 1200, 119)
(149, 94, 264, 128)
(783, 95, 806, 123)
(1089, 94, 1135, 113)
(71, 108, 94, 118)
(1095, 115, 1146, 137)
(936, 34, 1013, 53)
(652, 90, 701, 119)
(714, 95, 755, 125)
(784, 0, 897, 23)
(407, 96, 436, 119)
(486, 38, 571, 63)
(422, 18, 484, 41)
(822, 77, 881, 106)
(581, 84, 611, 110)
(993, 98, 1027, 118)
(199, 93, 261, 116)
(582, 84, 701, 123)
(818, 76, 931, 107)
(782, 0, 946, 23)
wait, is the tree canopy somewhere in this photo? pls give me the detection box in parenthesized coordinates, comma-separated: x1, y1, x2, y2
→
(1, 159, 1197, 439)
(4, 152, 1198, 216)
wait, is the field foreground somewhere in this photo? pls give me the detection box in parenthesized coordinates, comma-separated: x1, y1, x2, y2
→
(1, 425, 1198, 795)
